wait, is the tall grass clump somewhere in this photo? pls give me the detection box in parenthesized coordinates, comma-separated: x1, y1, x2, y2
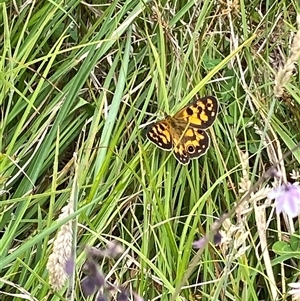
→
(1, 1, 300, 301)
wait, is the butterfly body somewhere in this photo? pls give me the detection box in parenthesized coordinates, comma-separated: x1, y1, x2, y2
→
(146, 96, 219, 165)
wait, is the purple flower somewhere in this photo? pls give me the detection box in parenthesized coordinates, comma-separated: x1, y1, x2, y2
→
(117, 291, 128, 301)
(65, 256, 75, 276)
(96, 294, 108, 301)
(268, 182, 300, 218)
(81, 276, 96, 296)
(213, 231, 222, 245)
(193, 231, 222, 249)
(81, 259, 105, 296)
(192, 237, 208, 249)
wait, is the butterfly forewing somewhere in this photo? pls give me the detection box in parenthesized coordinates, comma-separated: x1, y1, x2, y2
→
(174, 96, 218, 129)
(146, 120, 173, 150)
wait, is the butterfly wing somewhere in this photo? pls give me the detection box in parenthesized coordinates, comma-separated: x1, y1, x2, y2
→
(146, 120, 173, 150)
(172, 128, 210, 165)
(174, 96, 219, 129)
(146, 96, 218, 165)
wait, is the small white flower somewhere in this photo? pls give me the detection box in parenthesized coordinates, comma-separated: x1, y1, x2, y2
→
(290, 169, 300, 180)
(288, 282, 300, 300)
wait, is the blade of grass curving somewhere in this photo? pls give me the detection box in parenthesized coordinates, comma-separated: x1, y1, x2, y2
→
(91, 27, 132, 194)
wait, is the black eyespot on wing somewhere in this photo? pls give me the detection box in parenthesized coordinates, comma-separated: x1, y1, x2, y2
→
(187, 130, 211, 159)
(188, 145, 195, 153)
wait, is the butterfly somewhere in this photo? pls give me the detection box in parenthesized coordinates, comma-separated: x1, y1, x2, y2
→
(146, 96, 219, 165)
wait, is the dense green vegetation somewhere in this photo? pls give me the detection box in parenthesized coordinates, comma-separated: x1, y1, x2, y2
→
(1, 0, 300, 300)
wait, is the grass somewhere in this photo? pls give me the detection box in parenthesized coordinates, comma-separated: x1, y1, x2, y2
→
(1, 0, 300, 300)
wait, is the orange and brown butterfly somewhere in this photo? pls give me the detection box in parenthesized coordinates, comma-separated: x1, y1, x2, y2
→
(146, 96, 219, 165)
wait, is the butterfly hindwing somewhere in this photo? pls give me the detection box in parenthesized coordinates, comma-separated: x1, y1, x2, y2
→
(146, 121, 173, 150)
(174, 96, 218, 129)
(173, 129, 210, 165)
